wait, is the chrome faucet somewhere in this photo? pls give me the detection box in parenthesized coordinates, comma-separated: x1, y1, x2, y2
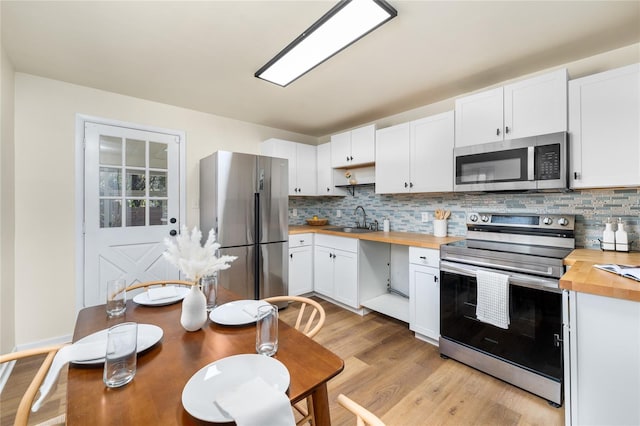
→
(354, 205, 367, 229)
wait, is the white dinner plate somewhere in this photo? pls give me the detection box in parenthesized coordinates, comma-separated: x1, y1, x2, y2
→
(182, 354, 290, 423)
(209, 300, 271, 325)
(132, 286, 190, 306)
(71, 323, 163, 365)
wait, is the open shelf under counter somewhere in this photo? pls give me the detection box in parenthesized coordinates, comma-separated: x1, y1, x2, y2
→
(361, 292, 409, 323)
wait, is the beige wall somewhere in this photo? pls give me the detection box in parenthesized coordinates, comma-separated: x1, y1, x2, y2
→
(1, 46, 16, 354)
(12, 74, 314, 346)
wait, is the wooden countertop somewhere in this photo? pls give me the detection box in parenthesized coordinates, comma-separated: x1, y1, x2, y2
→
(288, 225, 463, 249)
(561, 249, 640, 302)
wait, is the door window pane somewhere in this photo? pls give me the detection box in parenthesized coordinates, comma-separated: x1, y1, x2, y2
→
(126, 139, 146, 167)
(126, 169, 146, 197)
(99, 136, 122, 166)
(149, 171, 167, 197)
(100, 167, 121, 197)
(100, 199, 122, 228)
(149, 200, 167, 225)
(149, 142, 168, 169)
(126, 199, 146, 226)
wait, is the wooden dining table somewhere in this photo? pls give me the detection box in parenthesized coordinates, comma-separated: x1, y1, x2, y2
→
(66, 288, 344, 425)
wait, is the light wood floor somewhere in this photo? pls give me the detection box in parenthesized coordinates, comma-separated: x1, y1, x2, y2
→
(1, 297, 564, 425)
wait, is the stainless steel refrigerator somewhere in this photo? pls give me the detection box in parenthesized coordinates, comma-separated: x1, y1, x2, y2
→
(199, 151, 288, 300)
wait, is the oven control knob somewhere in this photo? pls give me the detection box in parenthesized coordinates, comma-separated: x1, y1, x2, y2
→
(469, 214, 478, 222)
(558, 217, 569, 226)
(480, 215, 489, 222)
(543, 217, 553, 225)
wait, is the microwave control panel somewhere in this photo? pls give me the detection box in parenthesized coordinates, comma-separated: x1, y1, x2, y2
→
(535, 144, 561, 180)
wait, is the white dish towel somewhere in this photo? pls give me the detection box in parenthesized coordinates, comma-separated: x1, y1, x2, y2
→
(476, 270, 510, 329)
(215, 376, 295, 426)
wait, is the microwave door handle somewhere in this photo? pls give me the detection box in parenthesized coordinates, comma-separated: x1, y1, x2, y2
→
(527, 146, 535, 180)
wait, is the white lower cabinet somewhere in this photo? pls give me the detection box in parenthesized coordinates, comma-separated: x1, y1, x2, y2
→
(409, 247, 440, 345)
(565, 290, 640, 425)
(288, 234, 313, 296)
(313, 235, 359, 309)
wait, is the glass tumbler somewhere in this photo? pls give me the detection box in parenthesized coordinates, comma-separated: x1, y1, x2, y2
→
(103, 322, 138, 388)
(256, 304, 278, 356)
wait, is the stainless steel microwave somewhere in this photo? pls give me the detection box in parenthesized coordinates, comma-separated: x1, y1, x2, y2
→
(453, 132, 568, 192)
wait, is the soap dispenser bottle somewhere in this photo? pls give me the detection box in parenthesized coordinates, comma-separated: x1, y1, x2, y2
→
(615, 218, 629, 252)
(602, 217, 615, 251)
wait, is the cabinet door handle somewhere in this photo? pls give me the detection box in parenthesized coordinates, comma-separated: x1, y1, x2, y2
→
(419, 256, 426, 259)
(327, 187, 330, 192)
(410, 182, 414, 188)
(404, 182, 408, 188)
(350, 156, 354, 161)
(505, 126, 510, 134)
(290, 253, 293, 259)
(346, 156, 350, 162)
(574, 172, 579, 180)
(496, 128, 501, 136)
(434, 276, 438, 282)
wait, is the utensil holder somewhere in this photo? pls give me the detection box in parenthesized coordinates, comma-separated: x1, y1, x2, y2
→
(434, 219, 447, 237)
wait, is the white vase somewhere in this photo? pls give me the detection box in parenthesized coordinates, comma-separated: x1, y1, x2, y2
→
(180, 285, 208, 332)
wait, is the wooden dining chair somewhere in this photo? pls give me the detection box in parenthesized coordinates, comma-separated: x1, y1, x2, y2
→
(263, 295, 326, 339)
(124, 279, 195, 292)
(263, 295, 326, 425)
(0, 344, 68, 426)
(337, 394, 386, 426)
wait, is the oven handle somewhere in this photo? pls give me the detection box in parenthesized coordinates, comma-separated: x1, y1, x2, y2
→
(440, 260, 562, 293)
(441, 254, 555, 277)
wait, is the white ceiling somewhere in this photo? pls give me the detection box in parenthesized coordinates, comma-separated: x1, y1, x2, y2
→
(2, 1, 639, 137)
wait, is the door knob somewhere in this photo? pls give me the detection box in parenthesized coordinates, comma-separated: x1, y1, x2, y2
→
(169, 229, 177, 236)
(170, 217, 177, 224)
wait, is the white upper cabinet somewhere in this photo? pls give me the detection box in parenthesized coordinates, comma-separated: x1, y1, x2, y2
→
(375, 123, 411, 194)
(455, 68, 568, 147)
(375, 111, 454, 194)
(261, 138, 317, 196)
(569, 63, 640, 189)
(331, 124, 376, 168)
(455, 87, 504, 147)
(316, 142, 345, 196)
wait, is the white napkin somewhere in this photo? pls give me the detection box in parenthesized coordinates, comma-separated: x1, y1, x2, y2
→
(215, 376, 295, 426)
(147, 285, 178, 301)
(242, 303, 261, 319)
(32, 341, 107, 412)
(476, 270, 510, 329)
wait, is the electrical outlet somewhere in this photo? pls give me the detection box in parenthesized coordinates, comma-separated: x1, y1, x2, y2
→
(292, 208, 298, 217)
(421, 212, 429, 222)
(336, 210, 342, 218)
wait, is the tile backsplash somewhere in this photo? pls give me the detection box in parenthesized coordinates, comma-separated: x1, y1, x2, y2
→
(289, 187, 640, 250)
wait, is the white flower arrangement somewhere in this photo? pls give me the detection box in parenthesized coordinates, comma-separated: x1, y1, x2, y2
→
(163, 225, 237, 282)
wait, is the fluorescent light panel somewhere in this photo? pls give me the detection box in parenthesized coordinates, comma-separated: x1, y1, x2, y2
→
(256, 0, 397, 87)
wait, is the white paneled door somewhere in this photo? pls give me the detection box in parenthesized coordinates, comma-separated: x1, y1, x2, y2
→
(84, 122, 181, 307)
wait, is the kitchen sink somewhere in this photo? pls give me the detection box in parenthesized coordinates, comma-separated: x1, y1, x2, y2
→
(325, 226, 378, 234)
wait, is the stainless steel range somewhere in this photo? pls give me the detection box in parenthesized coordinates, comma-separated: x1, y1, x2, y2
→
(439, 212, 575, 406)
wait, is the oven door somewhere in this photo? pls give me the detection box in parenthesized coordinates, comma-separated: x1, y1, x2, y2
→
(440, 260, 563, 381)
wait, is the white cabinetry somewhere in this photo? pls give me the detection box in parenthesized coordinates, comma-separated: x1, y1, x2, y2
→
(288, 234, 313, 296)
(569, 63, 640, 189)
(313, 235, 359, 308)
(409, 247, 440, 345)
(331, 124, 376, 168)
(455, 68, 567, 147)
(375, 111, 454, 194)
(261, 138, 317, 196)
(316, 142, 345, 196)
(564, 291, 640, 426)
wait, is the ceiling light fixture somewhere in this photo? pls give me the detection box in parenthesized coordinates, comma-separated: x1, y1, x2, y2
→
(255, 0, 397, 87)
